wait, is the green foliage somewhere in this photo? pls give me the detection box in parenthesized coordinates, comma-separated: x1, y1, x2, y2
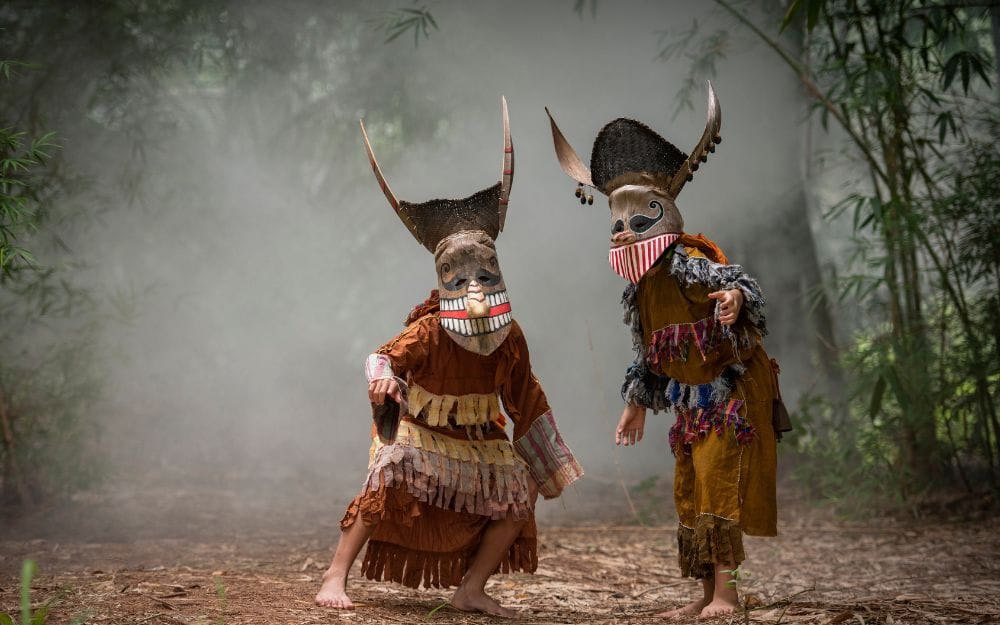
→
(666, 0, 1000, 506)
(369, 5, 439, 46)
(0, 90, 59, 276)
(656, 20, 730, 117)
(213, 576, 227, 625)
(0, 52, 103, 508)
(0, 0, 442, 509)
(0, 560, 50, 625)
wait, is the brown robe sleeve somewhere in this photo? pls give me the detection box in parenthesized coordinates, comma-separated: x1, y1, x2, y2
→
(503, 323, 583, 499)
(375, 315, 432, 378)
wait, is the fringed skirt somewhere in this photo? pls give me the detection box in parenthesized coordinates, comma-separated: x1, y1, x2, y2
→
(340, 419, 537, 589)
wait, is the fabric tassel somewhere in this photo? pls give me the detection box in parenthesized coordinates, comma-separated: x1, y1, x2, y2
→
(360, 536, 537, 589)
(362, 433, 532, 521)
(677, 517, 746, 580)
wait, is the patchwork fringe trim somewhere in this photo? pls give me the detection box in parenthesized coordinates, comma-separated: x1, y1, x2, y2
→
(362, 440, 532, 521)
(513, 411, 584, 499)
(621, 361, 672, 413)
(677, 517, 746, 579)
(668, 399, 753, 455)
(372, 420, 521, 466)
(647, 315, 723, 365)
(621, 283, 672, 414)
(407, 383, 503, 428)
(361, 536, 537, 589)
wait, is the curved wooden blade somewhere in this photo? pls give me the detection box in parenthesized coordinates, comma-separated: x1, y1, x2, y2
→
(498, 95, 514, 231)
(545, 107, 594, 188)
(359, 118, 400, 210)
(667, 80, 722, 198)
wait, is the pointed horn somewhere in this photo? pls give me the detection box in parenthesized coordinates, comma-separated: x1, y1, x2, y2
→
(359, 119, 400, 210)
(545, 107, 594, 188)
(498, 95, 514, 231)
(667, 80, 722, 198)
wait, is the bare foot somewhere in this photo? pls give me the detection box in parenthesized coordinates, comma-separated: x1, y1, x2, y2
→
(315, 571, 354, 609)
(656, 596, 710, 619)
(451, 585, 515, 618)
(699, 597, 738, 618)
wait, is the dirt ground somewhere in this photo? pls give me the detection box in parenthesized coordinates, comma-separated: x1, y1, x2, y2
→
(2, 494, 999, 625)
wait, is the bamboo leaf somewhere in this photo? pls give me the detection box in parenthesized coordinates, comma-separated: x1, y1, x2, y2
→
(779, 0, 802, 33)
(869, 375, 886, 422)
(806, 0, 823, 32)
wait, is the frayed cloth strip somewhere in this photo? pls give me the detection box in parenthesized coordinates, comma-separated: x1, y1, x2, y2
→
(677, 517, 746, 579)
(668, 397, 753, 456)
(407, 383, 502, 428)
(647, 315, 723, 364)
(362, 437, 532, 521)
(668, 245, 768, 341)
(621, 283, 674, 413)
(361, 536, 537, 589)
(513, 411, 584, 499)
(621, 361, 672, 413)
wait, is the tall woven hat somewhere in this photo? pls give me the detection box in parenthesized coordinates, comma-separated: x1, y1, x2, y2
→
(360, 97, 514, 253)
(546, 81, 721, 199)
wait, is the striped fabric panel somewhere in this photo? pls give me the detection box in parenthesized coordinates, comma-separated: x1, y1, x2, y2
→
(608, 233, 680, 283)
(364, 353, 394, 382)
(513, 411, 584, 499)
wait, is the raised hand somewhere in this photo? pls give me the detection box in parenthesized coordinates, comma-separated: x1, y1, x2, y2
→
(708, 288, 744, 326)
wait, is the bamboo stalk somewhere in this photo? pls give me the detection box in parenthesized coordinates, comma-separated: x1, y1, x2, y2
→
(0, 386, 33, 508)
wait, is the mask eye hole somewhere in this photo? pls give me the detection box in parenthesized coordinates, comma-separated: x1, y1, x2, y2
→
(629, 200, 665, 234)
(474, 268, 501, 287)
(612, 219, 625, 234)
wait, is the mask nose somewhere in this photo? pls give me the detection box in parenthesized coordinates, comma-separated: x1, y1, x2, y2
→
(611, 231, 636, 246)
(465, 280, 490, 318)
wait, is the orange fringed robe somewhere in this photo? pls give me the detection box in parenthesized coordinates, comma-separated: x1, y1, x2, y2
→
(342, 295, 582, 589)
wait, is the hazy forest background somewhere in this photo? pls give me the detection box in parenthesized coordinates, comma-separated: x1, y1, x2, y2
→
(1, 1, 999, 623)
(1, 0, 998, 550)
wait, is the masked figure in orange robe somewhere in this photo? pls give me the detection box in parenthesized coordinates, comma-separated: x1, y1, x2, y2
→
(315, 98, 582, 618)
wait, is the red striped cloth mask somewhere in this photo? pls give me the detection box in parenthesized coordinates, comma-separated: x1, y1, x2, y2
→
(608, 233, 680, 283)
